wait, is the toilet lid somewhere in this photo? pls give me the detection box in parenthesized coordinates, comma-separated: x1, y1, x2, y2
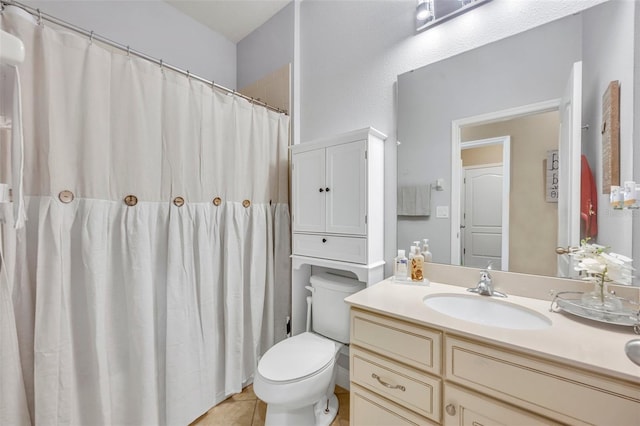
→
(258, 332, 335, 382)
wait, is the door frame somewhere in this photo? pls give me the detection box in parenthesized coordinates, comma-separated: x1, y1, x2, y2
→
(450, 99, 561, 267)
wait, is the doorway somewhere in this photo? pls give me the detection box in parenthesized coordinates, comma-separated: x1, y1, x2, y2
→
(451, 101, 565, 276)
(459, 137, 510, 270)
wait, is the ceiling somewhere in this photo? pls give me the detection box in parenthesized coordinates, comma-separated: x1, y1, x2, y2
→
(165, 0, 291, 44)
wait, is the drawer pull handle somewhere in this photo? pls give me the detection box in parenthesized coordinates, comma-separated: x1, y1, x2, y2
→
(445, 404, 457, 416)
(322, 238, 327, 243)
(319, 188, 324, 192)
(371, 373, 405, 391)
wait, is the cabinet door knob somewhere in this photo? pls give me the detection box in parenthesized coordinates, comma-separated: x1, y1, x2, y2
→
(322, 238, 327, 243)
(325, 187, 330, 192)
(319, 188, 324, 192)
(445, 403, 457, 416)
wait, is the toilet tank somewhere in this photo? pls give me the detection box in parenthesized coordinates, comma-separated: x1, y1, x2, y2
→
(310, 273, 365, 344)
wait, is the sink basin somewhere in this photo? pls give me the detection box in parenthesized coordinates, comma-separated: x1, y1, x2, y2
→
(625, 339, 640, 366)
(423, 293, 552, 330)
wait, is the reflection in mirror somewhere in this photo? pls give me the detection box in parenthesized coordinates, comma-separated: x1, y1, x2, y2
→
(416, 0, 492, 33)
(397, 0, 637, 282)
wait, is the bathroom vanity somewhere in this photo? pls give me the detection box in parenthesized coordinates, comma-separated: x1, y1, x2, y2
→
(345, 277, 640, 425)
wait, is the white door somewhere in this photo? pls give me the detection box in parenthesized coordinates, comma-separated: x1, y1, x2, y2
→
(557, 61, 582, 278)
(463, 166, 503, 269)
(292, 148, 326, 233)
(325, 140, 367, 235)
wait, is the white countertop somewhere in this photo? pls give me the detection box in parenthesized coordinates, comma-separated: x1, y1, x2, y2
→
(345, 278, 640, 383)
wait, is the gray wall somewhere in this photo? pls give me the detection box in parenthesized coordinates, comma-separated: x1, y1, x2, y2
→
(237, 2, 294, 90)
(396, 15, 582, 264)
(21, 0, 236, 88)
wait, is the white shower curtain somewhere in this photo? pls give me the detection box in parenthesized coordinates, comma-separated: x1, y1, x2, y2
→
(0, 12, 290, 426)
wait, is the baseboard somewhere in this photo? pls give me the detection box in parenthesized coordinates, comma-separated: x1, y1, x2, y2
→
(335, 364, 350, 391)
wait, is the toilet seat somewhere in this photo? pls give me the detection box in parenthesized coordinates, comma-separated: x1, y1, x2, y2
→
(258, 332, 336, 383)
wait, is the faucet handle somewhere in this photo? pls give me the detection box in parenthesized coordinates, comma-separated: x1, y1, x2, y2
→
(479, 269, 492, 280)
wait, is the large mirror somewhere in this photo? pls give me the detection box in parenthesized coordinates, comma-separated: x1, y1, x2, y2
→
(397, 0, 637, 282)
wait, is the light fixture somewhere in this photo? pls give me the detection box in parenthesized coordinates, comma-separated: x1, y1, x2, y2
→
(416, 0, 434, 23)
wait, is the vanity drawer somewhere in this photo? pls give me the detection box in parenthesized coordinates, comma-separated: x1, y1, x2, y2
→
(446, 336, 640, 425)
(292, 233, 366, 263)
(351, 383, 437, 426)
(351, 346, 441, 422)
(351, 309, 441, 374)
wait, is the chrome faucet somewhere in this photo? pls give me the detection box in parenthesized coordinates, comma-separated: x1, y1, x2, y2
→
(467, 269, 507, 298)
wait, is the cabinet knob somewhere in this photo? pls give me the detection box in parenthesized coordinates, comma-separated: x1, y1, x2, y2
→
(445, 403, 457, 416)
(319, 188, 324, 193)
(322, 238, 327, 243)
(325, 187, 330, 192)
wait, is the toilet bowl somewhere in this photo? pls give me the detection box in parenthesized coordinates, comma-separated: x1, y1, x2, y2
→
(253, 332, 341, 426)
(253, 273, 365, 426)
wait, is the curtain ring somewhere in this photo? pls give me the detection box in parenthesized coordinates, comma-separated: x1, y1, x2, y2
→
(212, 197, 222, 206)
(173, 196, 185, 207)
(37, 8, 42, 26)
(242, 199, 251, 208)
(124, 195, 138, 206)
(126, 45, 131, 56)
(186, 70, 190, 80)
(89, 30, 94, 44)
(58, 190, 74, 204)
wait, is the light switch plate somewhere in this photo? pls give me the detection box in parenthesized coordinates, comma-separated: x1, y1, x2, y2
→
(436, 205, 449, 218)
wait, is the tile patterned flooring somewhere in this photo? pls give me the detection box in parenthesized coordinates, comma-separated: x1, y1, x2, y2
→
(190, 385, 350, 426)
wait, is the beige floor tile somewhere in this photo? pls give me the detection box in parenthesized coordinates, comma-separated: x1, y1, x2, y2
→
(335, 392, 350, 425)
(251, 399, 267, 426)
(192, 400, 256, 426)
(230, 384, 257, 401)
(335, 385, 349, 394)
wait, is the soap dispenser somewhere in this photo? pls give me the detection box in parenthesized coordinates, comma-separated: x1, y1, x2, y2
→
(421, 239, 432, 263)
(410, 245, 424, 282)
(394, 249, 408, 280)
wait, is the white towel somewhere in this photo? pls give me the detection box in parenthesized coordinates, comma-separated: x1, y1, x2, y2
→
(397, 184, 431, 216)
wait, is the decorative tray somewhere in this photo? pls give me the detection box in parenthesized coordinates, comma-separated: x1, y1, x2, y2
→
(550, 291, 640, 333)
(392, 277, 430, 286)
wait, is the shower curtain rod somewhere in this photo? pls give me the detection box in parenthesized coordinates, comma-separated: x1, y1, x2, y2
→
(0, 0, 288, 115)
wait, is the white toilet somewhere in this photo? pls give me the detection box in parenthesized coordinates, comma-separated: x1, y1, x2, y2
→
(253, 272, 365, 426)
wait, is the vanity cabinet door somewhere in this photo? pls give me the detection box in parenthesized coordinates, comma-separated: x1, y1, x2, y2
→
(443, 384, 559, 426)
(292, 148, 326, 233)
(445, 336, 640, 425)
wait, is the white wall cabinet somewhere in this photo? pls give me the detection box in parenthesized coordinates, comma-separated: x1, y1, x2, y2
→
(291, 127, 385, 264)
(292, 140, 367, 235)
(350, 307, 640, 425)
(289, 128, 386, 372)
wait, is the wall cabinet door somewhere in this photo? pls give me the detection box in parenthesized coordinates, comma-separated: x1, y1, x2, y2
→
(293, 140, 367, 235)
(325, 140, 367, 235)
(292, 148, 326, 233)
